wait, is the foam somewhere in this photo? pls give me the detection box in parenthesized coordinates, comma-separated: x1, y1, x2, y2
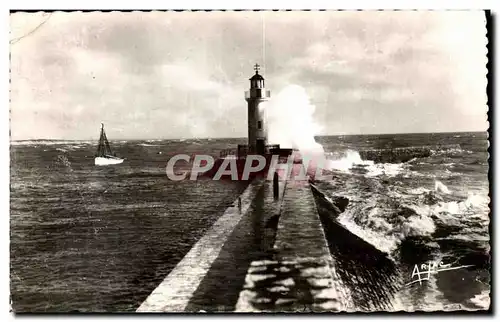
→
(435, 180, 451, 194)
(333, 178, 489, 256)
(324, 150, 405, 178)
(469, 290, 491, 310)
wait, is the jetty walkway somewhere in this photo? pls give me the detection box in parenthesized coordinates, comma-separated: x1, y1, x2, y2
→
(137, 164, 347, 312)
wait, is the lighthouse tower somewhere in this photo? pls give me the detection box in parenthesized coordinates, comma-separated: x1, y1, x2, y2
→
(246, 64, 271, 155)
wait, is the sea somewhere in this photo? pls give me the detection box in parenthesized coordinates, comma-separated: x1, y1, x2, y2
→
(10, 132, 490, 312)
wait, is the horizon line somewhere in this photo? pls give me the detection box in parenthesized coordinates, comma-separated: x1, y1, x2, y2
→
(10, 130, 488, 142)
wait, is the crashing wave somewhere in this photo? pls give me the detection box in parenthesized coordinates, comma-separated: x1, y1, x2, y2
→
(434, 180, 451, 194)
(334, 178, 488, 256)
(323, 150, 405, 178)
(337, 200, 437, 255)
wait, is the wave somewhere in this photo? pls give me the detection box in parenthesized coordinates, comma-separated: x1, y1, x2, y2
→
(55, 145, 84, 152)
(356, 144, 475, 164)
(138, 143, 162, 147)
(430, 144, 473, 156)
(408, 187, 431, 195)
(334, 180, 489, 256)
(11, 140, 96, 146)
(435, 180, 451, 194)
(324, 150, 371, 172)
(323, 150, 405, 178)
(328, 144, 473, 165)
(337, 200, 436, 255)
(469, 290, 490, 310)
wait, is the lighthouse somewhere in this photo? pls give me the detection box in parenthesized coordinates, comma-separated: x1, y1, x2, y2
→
(246, 64, 271, 155)
(206, 65, 290, 180)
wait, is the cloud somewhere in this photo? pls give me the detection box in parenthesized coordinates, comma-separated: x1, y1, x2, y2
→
(10, 11, 488, 140)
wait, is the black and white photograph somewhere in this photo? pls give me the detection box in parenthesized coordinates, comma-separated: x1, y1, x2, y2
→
(9, 9, 490, 313)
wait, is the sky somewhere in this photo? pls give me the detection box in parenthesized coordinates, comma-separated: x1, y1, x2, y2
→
(10, 11, 488, 140)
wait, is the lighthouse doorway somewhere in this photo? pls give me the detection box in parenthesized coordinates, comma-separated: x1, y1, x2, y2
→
(256, 139, 265, 155)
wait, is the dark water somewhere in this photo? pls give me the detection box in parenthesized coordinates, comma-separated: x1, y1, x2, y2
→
(10, 138, 248, 312)
(10, 132, 490, 312)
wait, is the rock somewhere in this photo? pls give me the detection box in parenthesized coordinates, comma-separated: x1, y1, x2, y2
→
(359, 147, 432, 164)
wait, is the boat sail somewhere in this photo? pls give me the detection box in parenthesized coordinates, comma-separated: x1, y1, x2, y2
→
(95, 123, 124, 166)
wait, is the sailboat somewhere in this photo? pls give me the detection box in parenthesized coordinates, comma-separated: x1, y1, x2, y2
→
(95, 123, 124, 166)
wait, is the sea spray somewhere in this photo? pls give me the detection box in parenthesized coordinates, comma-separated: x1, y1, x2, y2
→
(325, 150, 373, 172)
(323, 149, 405, 177)
(266, 85, 324, 155)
